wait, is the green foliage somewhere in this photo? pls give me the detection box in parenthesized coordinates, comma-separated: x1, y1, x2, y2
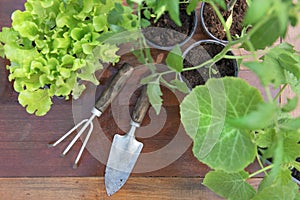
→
(127, 0, 182, 26)
(128, 0, 300, 199)
(203, 170, 256, 200)
(19, 89, 53, 116)
(244, 43, 300, 89)
(147, 81, 163, 114)
(180, 78, 259, 171)
(165, 45, 183, 73)
(0, 0, 138, 115)
(243, 0, 298, 50)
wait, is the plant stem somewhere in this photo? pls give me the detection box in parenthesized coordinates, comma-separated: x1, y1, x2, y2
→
(264, 86, 274, 103)
(256, 151, 268, 176)
(249, 164, 274, 178)
(274, 84, 288, 101)
(210, 2, 232, 42)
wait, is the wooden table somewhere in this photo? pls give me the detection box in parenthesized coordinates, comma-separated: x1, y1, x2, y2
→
(0, 1, 299, 199)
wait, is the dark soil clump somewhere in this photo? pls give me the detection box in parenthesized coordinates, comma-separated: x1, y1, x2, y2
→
(202, 0, 247, 41)
(181, 42, 237, 88)
(143, 4, 195, 47)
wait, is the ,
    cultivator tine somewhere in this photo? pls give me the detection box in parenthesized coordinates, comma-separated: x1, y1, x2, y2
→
(48, 63, 134, 168)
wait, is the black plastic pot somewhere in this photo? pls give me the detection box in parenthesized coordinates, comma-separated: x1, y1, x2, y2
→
(200, 3, 228, 43)
(200, 1, 247, 44)
(180, 39, 238, 89)
(143, 10, 198, 51)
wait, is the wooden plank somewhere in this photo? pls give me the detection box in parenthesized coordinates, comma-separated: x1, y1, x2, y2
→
(0, 177, 263, 200)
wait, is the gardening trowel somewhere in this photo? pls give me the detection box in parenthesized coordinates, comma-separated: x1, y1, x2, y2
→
(105, 86, 150, 196)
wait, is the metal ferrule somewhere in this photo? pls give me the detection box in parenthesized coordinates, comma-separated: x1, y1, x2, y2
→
(130, 120, 140, 128)
(91, 107, 102, 117)
(127, 120, 140, 137)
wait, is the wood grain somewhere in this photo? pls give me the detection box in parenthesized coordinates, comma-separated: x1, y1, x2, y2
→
(0, 177, 262, 200)
(1, 0, 299, 199)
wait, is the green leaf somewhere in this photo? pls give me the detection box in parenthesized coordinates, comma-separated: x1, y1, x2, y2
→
(245, 16, 282, 50)
(282, 96, 299, 112)
(203, 170, 256, 200)
(170, 79, 189, 93)
(256, 129, 276, 150)
(165, 45, 183, 72)
(180, 77, 260, 172)
(243, 0, 272, 25)
(278, 52, 300, 80)
(143, 9, 151, 19)
(93, 15, 108, 32)
(140, 18, 151, 28)
(147, 82, 163, 115)
(18, 89, 52, 116)
(286, 72, 300, 95)
(14, 21, 39, 41)
(210, 0, 226, 10)
(228, 102, 278, 130)
(155, 0, 181, 26)
(130, 0, 143, 5)
(187, 0, 198, 15)
(225, 10, 233, 31)
(254, 171, 299, 200)
(244, 49, 288, 88)
(283, 131, 300, 164)
(107, 3, 124, 25)
(280, 117, 300, 130)
(95, 43, 120, 64)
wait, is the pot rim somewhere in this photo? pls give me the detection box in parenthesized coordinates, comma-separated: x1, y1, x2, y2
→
(182, 39, 238, 77)
(144, 10, 198, 51)
(199, 2, 228, 44)
(179, 39, 239, 90)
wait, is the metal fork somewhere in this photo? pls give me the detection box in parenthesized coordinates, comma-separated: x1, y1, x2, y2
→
(48, 63, 134, 168)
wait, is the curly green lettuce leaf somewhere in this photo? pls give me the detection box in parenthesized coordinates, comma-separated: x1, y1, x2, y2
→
(1, 0, 138, 115)
(18, 89, 52, 116)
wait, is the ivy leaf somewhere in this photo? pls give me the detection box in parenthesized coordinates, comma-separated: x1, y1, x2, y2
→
(203, 170, 256, 200)
(165, 45, 183, 72)
(147, 81, 163, 114)
(18, 89, 53, 116)
(180, 77, 260, 172)
(228, 102, 278, 130)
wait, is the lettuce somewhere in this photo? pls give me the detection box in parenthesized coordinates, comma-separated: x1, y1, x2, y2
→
(0, 0, 138, 116)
